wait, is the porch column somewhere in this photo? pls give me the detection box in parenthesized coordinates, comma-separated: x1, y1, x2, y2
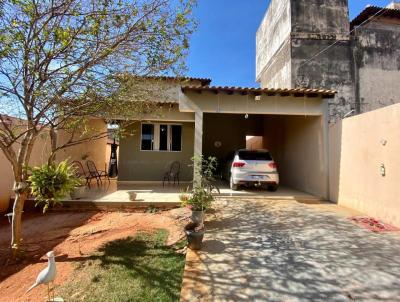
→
(193, 110, 203, 184)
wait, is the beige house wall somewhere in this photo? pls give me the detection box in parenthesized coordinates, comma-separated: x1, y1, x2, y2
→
(202, 113, 328, 199)
(330, 103, 400, 227)
(0, 126, 51, 213)
(56, 118, 108, 172)
(246, 136, 263, 150)
(263, 115, 327, 198)
(202, 114, 264, 163)
(118, 121, 194, 182)
(280, 116, 327, 198)
(180, 92, 325, 116)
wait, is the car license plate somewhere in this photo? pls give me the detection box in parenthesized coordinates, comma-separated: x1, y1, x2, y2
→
(252, 175, 264, 180)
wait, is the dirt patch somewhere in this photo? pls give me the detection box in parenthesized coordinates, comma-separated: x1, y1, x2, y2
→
(0, 208, 190, 302)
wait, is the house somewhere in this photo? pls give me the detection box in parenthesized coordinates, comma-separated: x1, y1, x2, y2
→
(94, 76, 335, 201)
(256, 0, 400, 123)
(112, 0, 400, 195)
(63, 1, 400, 202)
(3, 1, 398, 226)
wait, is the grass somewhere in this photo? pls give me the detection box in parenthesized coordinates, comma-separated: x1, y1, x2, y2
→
(57, 229, 186, 302)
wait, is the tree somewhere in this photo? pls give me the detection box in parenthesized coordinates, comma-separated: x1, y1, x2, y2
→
(0, 0, 196, 258)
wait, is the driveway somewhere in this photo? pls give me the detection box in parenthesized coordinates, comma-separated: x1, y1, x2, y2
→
(181, 198, 400, 301)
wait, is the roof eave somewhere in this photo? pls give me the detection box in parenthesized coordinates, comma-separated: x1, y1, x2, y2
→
(181, 86, 336, 98)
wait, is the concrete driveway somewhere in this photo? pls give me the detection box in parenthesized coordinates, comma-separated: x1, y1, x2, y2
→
(181, 198, 400, 301)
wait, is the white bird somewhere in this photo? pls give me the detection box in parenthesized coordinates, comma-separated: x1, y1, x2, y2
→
(26, 251, 57, 300)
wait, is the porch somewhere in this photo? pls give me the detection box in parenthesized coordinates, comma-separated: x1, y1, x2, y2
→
(60, 180, 322, 210)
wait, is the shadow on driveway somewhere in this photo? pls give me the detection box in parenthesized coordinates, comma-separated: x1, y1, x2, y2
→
(181, 199, 400, 301)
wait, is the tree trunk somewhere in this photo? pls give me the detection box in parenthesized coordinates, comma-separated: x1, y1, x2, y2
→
(11, 182, 29, 259)
(48, 126, 58, 164)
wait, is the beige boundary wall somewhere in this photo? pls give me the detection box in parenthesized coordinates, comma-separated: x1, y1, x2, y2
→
(0, 120, 51, 213)
(56, 118, 108, 172)
(329, 103, 400, 227)
(0, 118, 107, 213)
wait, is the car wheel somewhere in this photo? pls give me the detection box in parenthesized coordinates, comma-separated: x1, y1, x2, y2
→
(230, 175, 239, 191)
(267, 185, 278, 192)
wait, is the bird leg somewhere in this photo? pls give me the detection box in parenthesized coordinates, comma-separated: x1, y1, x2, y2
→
(47, 283, 50, 301)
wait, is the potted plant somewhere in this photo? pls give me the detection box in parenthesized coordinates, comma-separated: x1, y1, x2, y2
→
(184, 186, 213, 224)
(28, 160, 82, 212)
(70, 185, 86, 200)
(184, 222, 205, 250)
(127, 191, 137, 201)
(181, 155, 219, 250)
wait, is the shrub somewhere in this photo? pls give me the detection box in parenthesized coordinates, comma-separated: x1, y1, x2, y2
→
(181, 155, 219, 211)
(181, 187, 213, 211)
(28, 160, 82, 212)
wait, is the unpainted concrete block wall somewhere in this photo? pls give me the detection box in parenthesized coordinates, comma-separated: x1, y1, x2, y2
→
(291, 0, 350, 34)
(256, 0, 400, 122)
(256, 0, 291, 84)
(353, 18, 400, 112)
(257, 0, 354, 123)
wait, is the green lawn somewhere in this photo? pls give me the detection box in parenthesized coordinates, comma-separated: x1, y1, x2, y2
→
(57, 230, 186, 302)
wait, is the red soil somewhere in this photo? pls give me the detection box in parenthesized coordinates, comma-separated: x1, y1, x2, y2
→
(0, 208, 190, 302)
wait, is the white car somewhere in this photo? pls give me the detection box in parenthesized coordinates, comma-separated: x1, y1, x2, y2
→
(228, 149, 279, 191)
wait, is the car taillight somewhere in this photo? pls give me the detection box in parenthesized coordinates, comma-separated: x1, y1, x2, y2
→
(269, 162, 277, 169)
(233, 162, 245, 168)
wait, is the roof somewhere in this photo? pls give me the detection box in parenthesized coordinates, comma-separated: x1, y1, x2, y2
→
(181, 86, 336, 98)
(351, 6, 400, 29)
(143, 76, 211, 86)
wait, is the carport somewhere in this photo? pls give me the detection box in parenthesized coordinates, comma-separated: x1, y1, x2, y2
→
(180, 86, 335, 199)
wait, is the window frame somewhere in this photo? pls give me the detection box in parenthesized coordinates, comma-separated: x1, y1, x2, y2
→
(140, 122, 183, 152)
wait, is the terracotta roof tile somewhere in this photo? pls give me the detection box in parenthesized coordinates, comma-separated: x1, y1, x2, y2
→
(181, 86, 336, 98)
(143, 76, 211, 86)
(351, 6, 400, 29)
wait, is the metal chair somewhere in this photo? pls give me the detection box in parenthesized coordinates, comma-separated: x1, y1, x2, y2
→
(71, 161, 93, 188)
(86, 160, 110, 185)
(163, 161, 180, 187)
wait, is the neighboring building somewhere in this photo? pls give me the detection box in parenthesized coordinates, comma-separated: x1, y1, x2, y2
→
(256, 0, 400, 122)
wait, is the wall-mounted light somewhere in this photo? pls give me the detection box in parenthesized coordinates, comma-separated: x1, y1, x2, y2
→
(380, 164, 386, 177)
(214, 141, 222, 148)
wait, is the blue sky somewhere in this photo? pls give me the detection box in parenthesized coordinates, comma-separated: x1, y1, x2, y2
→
(186, 0, 393, 87)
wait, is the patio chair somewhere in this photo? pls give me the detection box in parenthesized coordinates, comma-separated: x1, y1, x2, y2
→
(86, 160, 110, 185)
(71, 161, 93, 188)
(163, 161, 180, 187)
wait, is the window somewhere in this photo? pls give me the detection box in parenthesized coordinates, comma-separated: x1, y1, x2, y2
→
(141, 123, 182, 152)
(171, 125, 182, 152)
(141, 124, 154, 151)
(159, 124, 168, 151)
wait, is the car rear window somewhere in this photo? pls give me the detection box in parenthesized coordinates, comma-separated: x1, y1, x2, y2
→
(238, 151, 272, 161)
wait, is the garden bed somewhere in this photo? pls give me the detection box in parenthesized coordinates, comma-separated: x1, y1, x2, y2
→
(0, 208, 190, 301)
